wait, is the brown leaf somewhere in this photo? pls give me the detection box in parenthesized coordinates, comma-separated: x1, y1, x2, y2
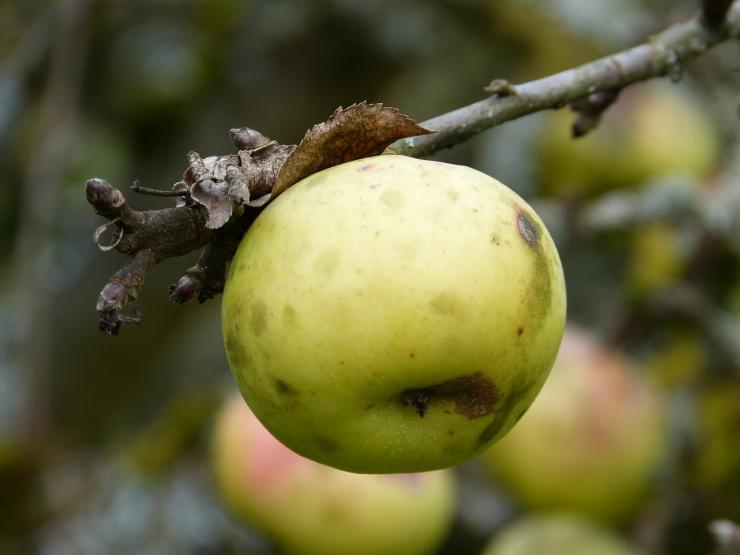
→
(272, 102, 431, 197)
(190, 179, 233, 229)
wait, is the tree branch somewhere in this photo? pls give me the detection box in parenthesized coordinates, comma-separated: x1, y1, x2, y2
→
(87, 4, 740, 333)
(391, 2, 740, 157)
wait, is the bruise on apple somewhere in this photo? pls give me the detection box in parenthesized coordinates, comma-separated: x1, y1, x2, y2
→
(225, 325, 250, 370)
(401, 372, 498, 419)
(477, 376, 530, 448)
(516, 209, 553, 334)
(274, 378, 300, 397)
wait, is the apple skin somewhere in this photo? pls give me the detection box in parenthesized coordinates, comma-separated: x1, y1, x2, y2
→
(222, 155, 566, 473)
(482, 326, 667, 523)
(212, 394, 456, 555)
(482, 514, 647, 555)
(538, 82, 719, 197)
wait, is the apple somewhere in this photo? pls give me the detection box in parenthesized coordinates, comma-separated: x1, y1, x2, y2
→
(222, 154, 567, 473)
(625, 222, 684, 299)
(482, 326, 667, 523)
(211, 394, 456, 555)
(691, 380, 740, 517)
(482, 514, 647, 555)
(537, 82, 719, 197)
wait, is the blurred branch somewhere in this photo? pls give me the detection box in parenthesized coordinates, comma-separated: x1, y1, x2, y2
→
(391, 2, 740, 156)
(11, 0, 95, 436)
(710, 520, 740, 554)
(651, 285, 740, 368)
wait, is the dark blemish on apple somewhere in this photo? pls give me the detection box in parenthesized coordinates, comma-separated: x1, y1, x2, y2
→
(224, 328, 249, 369)
(250, 300, 268, 336)
(517, 211, 538, 247)
(409, 352, 415, 358)
(430, 293, 460, 316)
(490, 233, 500, 246)
(402, 372, 498, 420)
(364, 404, 375, 410)
(477, 377, 529, 448)
(283, 304, 297, 323)
(380, 189, 405, 210)
(402, 389, 432, 417)
(314, 436, 339, 453)
(516, 208, 553, 333)
(513, 406, 528, 424)
(446, 189, 459, 202)
(274, 378, 299, 397)
(447, 429, 455, 436)
(360, 163, 374, 171)
(517, 326, 524, 337)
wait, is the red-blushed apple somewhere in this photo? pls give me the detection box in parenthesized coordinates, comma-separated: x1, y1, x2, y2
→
(221, 154, 566, 473)
(537, 82, 719, 197)
(212, 394, 456, 555)
(482, 326, 667, 522)
(483, 514, 648, 555)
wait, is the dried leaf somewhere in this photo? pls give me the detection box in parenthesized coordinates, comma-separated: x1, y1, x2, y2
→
(272, 102, 431, 197)
(93, 219, 124, 252)
(190, 179, 233, 229)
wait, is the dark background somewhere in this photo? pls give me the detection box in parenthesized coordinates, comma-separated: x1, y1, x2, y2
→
(0, 0, 738, 553)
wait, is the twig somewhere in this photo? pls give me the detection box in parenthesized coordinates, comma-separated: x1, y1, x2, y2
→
(391, 3, 740, 157)
(131, 180, 190, 198)
(169, 209, 262, 305)
(711, 520, 740, 554)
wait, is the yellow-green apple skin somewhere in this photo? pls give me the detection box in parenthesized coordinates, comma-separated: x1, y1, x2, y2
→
(222, 154, 566, 473)
(212, 395, 456, 555)
(483, 326, 666, 522)
(483, 514, 647, 555)
(538, 82, 719, 197)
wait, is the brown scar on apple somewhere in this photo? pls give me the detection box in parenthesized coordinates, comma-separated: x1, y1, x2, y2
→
(477, 376, 529, 447)
(401, 372, 498, 419)
(517, 210, 538, 247)
(274, 378, 299, 397)
(225, 327, 250, 369)
(516, 208, 553, 332)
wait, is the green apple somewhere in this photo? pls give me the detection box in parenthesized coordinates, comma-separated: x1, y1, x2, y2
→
(482, 326, 667, 522)
(222, 154, 566, 473)
(482, 514, 647, 555)
(626, 222, 685, 299)
(538, 82, 719, 197)
(212, 394, 456, 555)
(692, 380, 740, 512)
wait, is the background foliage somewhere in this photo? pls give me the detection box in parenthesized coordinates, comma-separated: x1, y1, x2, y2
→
(0, 0, 738, 553)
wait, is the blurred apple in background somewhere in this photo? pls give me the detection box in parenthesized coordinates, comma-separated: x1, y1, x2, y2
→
(691, 380, 740, 520)
(537, 82, 720, 197)
(482, 514, 647, 555)
(482, 326, 667, 523)
(625, 222, 686, 299)
(211, 394, 456, 555)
